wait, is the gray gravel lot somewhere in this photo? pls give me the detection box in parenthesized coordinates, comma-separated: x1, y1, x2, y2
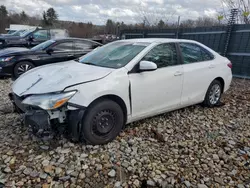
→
(0, 78, 249, 188)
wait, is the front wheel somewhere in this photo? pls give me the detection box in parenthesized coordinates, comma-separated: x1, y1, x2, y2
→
(203, 80, 222, 107)
(81, 99, 124, 145)
(13, 61, 35, 79)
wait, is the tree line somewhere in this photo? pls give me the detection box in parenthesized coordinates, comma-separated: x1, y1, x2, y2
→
(0, 0, 250, 38)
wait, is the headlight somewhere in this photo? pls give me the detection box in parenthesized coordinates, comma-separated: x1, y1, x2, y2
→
(0, 56, 14, 62)
(22, 91, 77, 110)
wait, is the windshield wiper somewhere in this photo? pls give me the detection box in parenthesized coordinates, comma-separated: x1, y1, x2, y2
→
(81, 62, 97, 66)
(79, 61, 114, 69)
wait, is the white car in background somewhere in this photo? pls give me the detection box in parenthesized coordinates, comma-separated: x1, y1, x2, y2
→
(10, 38, 232, 145)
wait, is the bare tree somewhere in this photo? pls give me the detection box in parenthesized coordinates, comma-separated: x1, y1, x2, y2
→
(180, 19, 196, 28)
(195, 17, 219, 27)
(180, 17, 219, 28)
(138, 5, 175, 27)
(221, 0, 250, 23)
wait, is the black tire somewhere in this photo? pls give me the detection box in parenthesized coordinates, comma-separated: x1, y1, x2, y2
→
(203, 80, 222, 107)
(13, 61, 35, 79)
(81, 99, 124, 145)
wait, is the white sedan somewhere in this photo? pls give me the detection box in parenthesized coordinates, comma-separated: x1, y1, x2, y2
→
(10, 38, 232, 145)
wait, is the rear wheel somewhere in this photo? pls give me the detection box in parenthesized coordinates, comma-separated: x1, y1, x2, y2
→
(203, 80, 222, 107)
(81, 99, 124, 145)
(13, 61, 35, 79)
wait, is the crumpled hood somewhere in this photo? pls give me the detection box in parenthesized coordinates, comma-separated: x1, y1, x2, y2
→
(12, 60, 113, 96)
(0, 47, 29, 56)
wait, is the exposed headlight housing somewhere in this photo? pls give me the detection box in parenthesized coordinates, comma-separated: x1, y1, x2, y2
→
(22, 91, 77, 110)
(0, 56, 14, 62)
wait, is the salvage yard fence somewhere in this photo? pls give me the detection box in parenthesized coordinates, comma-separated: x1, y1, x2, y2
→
(120, 10, 250, 78)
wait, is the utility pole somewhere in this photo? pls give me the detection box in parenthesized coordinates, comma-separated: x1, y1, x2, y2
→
(176, 16, 181, 39)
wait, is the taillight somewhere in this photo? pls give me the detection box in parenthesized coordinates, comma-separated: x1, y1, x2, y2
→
(227, 62, 232, 69)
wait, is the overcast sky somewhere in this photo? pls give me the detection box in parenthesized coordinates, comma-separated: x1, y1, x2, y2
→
(1, 0, 223, 25)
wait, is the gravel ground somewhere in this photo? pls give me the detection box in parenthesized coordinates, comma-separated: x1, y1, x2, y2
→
(0, 78, 249, 188)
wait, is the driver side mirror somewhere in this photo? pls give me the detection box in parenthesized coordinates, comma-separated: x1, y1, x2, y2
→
(28, 35, 34, 41)
(46, 48, 54, 54)
(139, 61, 157, 72)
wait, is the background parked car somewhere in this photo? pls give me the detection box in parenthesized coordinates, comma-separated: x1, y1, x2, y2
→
(0, 30, 26, 37)
(0, 38, 102, 78)
(3, 24, 41, 35)
(0, 28, 69, 49)
(6, 30, 16, 35)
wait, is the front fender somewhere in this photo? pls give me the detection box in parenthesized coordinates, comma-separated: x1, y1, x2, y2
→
(65, 68, 131, 115)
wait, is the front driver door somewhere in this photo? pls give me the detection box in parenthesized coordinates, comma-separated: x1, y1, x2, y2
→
(129, 43, 184, 120)
(36, 41, 74, 66)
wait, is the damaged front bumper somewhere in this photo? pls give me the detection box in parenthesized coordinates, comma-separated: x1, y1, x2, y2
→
(25, 110, 51, 137)
(9, 93, 86, 140)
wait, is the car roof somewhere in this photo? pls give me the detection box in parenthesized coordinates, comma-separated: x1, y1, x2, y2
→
(121, 38, 198, 44)
(53, 37, 102, 45)
(121, 38, 218, 56)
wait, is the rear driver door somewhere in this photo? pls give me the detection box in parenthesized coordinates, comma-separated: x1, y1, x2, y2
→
(179, 42, 217, 106)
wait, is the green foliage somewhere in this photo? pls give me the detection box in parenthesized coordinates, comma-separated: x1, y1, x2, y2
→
(20, 11, 28, 22)
(42, 8, 58, 26)
(105, 19, 114, 34)
(0, 5, 8, 18)
(157, 19, 165, 29)
(46, 8, 58, 23)
(217, 15, 224, 21)
(242, 11, 250, 17)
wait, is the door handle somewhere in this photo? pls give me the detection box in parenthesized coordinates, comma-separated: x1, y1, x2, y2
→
(67, 54, 74, 57)
(209, 64, 215, 69)
(174, 71, 183, 76)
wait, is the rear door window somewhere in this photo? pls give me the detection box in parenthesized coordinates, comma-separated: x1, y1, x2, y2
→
(179, 43, 214, 64)
(75, 41, 93, 51)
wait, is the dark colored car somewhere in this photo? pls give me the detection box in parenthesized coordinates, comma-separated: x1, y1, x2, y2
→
(0, 38, 102, 78)
(0, 28, 68, 49)
(0, 30, 26, 37)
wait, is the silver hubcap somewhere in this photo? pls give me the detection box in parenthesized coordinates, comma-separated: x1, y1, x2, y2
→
(209, 84, 221, 105)
(17, 64, 33, 75)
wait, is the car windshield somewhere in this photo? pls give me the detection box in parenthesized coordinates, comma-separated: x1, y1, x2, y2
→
(9, 30, 24, 36)
(31, 40, 56, 51)
(79, 41, 148, 69)
(20, 28, 36, 37)
(7, 30, 16, 34)
(11, 30, 25, 36)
